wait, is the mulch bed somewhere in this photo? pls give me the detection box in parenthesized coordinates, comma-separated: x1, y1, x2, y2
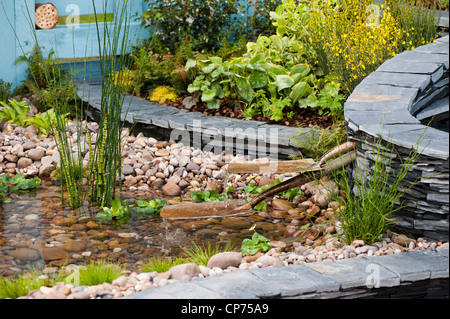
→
(153, 93, 335, 130)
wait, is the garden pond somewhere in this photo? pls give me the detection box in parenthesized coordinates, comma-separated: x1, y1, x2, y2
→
(0, 179, 294, 277)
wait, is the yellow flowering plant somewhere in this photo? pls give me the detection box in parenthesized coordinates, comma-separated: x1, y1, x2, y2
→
(275, 0, 439, 96)
(149, 86, 179, 104)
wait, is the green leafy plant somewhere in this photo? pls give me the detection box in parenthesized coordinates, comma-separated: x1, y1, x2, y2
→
(96, 198, 131, 222)
(190, 187, 234, 203)
(0, 173, 42, 193)
(241, 231, 272, 256)
(132, 199, 167, 215)
(0, 99, 30, 127)
(139, 0, 240, 53)
(182, 241, 236, 266)
(24, 108, 69, 137)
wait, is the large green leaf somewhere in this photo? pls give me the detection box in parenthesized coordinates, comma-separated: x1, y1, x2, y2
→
(248, 70, 269, 89)
(236, 77, 254, 102)
(290, 81, 311, 104)
(276, 75, 294, 92)
(291, 64, 310, 78)
(201, 89, 217, 102)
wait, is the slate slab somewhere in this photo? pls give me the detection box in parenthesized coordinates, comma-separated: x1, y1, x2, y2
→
(303, 257, 400, 290)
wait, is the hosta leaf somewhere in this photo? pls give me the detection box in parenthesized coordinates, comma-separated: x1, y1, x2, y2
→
(290, 81, 311, 104)
(248, 70, 268, 89)
(201, 89, 217, 102)
(276, 75, 294, 92)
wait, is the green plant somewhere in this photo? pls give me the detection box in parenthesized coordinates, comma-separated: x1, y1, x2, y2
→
(291, 120, 348, 160)
(139, 0, 240, 53)
(132, 199, 167, 215)
(0, 276, 33, 299)
(78, 261, 124, 286)
(182, 241, 236, 266)
(0, 99, 30, 127)
(0, 79, 12, 102)
(241, 231, 272, 256)
(0, 173, 42, 193)
(139, 256, 189, 273)
(15, 45, 76, 115)
(190, 187, 234, 203)
(331, 135, 425, 245)
(24, 108, 68, 137)
(0, 267, 67, 299)
(96, 198, 131, 222)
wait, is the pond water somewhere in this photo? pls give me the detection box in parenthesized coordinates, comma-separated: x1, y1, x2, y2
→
(0, 180, 288, 277)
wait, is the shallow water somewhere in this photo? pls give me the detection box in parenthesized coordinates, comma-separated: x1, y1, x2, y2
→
(0, 181, 288, 277)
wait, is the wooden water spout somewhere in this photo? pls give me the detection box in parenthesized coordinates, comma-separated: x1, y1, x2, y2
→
(160, 141, 356, 219)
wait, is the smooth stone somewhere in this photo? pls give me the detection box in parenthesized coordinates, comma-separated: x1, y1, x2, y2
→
(207, 251, 243, 269)
(168, 263, 201, 281)
(27, 148, 45, 161)
(162, 182, 181, 196)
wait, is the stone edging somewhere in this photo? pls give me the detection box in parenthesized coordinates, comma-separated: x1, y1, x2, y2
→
(76, 79, 320, 161)
(344, 35, 449, 242)
(127, 247, 449, 299)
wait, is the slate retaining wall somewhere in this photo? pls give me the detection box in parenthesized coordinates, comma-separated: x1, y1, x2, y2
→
(344, 35, 449, 242)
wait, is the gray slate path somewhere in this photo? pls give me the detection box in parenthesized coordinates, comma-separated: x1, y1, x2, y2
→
(127, 248, 448, 299)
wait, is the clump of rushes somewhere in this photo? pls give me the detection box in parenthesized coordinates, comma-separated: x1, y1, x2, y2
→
(331, 134, 424, 245)
(181, 241, 236, 266)
(140, 256, 189, 273)
(0, 267, 68, 299)
(78, 261, 124, 286)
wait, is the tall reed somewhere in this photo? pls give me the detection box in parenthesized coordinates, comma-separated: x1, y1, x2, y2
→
(10, 0, 137, 209)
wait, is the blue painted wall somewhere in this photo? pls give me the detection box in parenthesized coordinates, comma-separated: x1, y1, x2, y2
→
(0, 0, 147, 88)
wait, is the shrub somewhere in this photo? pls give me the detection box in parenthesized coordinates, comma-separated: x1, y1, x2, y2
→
(139, 0, 240, 53)
(283, 0, 439, 95)
(0, 79, 12, 102)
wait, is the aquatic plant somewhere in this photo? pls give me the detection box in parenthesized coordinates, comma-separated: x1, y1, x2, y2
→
(241, 230, 272, 256)
(132, 199, 167, 215)
(96, 198, 131, 223)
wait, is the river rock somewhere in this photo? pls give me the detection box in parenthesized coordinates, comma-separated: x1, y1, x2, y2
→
(17, 157, 33, 169)
(162, 182, 181, 196)
(272, 199, 293, 211)
(122, 165, 134, 176)
(41, 247, 69, 261)
(9, 248, 40, 261)
(207, 252, 242, 269)
(28, 148, 45, 161)
(169, 263, 200, 281)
